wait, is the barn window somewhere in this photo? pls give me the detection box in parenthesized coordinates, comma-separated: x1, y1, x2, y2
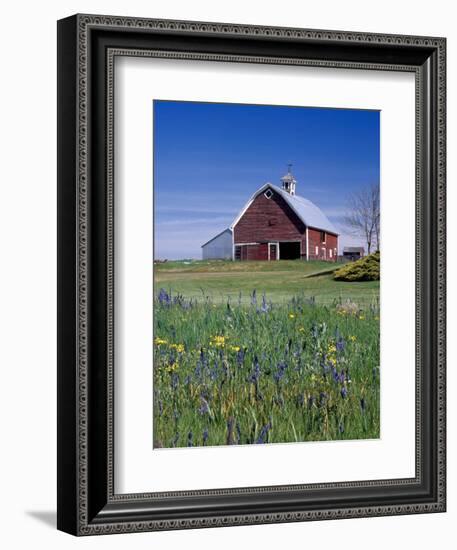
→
(329, 249, 333, 259)
(264, 189, 273, 199)
(315, 246, 319, 256)
(320, 231, 326, 243)
(234, 246, 242, 261)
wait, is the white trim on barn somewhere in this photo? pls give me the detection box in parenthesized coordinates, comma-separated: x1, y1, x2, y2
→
(306, 227, 309, 260)
(268, 242, 280, 261)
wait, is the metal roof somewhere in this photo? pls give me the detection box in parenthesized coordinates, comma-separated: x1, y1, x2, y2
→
(231, 183, 339, 235)
(343, 246, 365, 253)
(201, 227, 233, 248)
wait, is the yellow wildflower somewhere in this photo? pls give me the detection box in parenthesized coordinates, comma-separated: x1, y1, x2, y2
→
(165, 362, 179, 373)
(230, 345, 240, 352)
(298, 326, 305, 333)
(349, 335, 357, 342)
(359, 315, 365, 320)
(154, 337, 168, 346)
(210, 335, 226, 348)
(170, 343, 185, 353)
(289, 313, 295, 319)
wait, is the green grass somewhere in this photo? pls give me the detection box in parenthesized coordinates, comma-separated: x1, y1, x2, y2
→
(153, 294, 380, 448)
(155, 260, 379, 305)
(155, 259, 333, 273)
(153, 260, 380, 448)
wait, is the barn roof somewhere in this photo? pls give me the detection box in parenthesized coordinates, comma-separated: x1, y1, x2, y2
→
(231, 183, 339, 235)
(201, 227, 232, 248)
(343, 246, 365, 253)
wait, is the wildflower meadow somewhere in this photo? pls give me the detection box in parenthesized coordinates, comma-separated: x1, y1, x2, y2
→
(153, 280, 380, 448)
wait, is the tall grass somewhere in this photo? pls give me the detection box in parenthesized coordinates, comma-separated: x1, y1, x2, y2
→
(153, 290, 380, 448)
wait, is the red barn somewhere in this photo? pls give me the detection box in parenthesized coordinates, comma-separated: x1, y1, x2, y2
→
(202, 168, 339, 262)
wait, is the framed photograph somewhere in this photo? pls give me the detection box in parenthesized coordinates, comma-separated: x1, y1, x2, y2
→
(57, 14, 446, 535)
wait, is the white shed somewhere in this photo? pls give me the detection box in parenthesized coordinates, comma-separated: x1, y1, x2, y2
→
(201, 228, 233, 260)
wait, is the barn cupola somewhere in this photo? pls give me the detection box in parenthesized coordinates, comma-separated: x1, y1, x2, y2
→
(280, 164, 297, 195)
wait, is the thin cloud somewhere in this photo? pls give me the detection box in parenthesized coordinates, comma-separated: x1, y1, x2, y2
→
(156, 216, 232, 227)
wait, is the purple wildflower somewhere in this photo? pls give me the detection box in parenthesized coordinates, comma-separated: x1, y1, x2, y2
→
(203, 428, 209, 446)
(158, 288, 171, 306)
(274, 362, 287, 383)
(248, 356, 261, 384)
(210, 360, 219, 381)
(256, 422, 272, 444)
(336, 337, 345, 352)
(340, 386, 348, 399)
(259, 292, 269, 313)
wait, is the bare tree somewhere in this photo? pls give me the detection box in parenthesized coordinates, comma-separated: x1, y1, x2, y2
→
(344, 184, 380, 254)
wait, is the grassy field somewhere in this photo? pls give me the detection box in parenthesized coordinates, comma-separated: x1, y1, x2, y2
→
(153, 259, 380, 448)
(154, 259, 379, 305)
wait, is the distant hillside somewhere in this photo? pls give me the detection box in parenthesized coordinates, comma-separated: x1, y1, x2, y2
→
(333, 252, 380, 282)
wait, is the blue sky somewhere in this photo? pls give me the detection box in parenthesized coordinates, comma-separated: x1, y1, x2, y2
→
(153, 101, 380, 259)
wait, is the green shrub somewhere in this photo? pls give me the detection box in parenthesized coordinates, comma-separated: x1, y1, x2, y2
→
(334, 252, 380, 282)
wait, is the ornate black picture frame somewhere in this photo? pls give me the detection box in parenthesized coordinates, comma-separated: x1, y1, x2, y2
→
(57, 14, 446, 535)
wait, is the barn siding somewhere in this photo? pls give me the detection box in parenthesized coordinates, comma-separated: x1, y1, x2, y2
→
(307, 229, 338, 261)
(202, 229, 233, 260)
(238, 243, 268, 261)
(233, 191, 307, 257)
